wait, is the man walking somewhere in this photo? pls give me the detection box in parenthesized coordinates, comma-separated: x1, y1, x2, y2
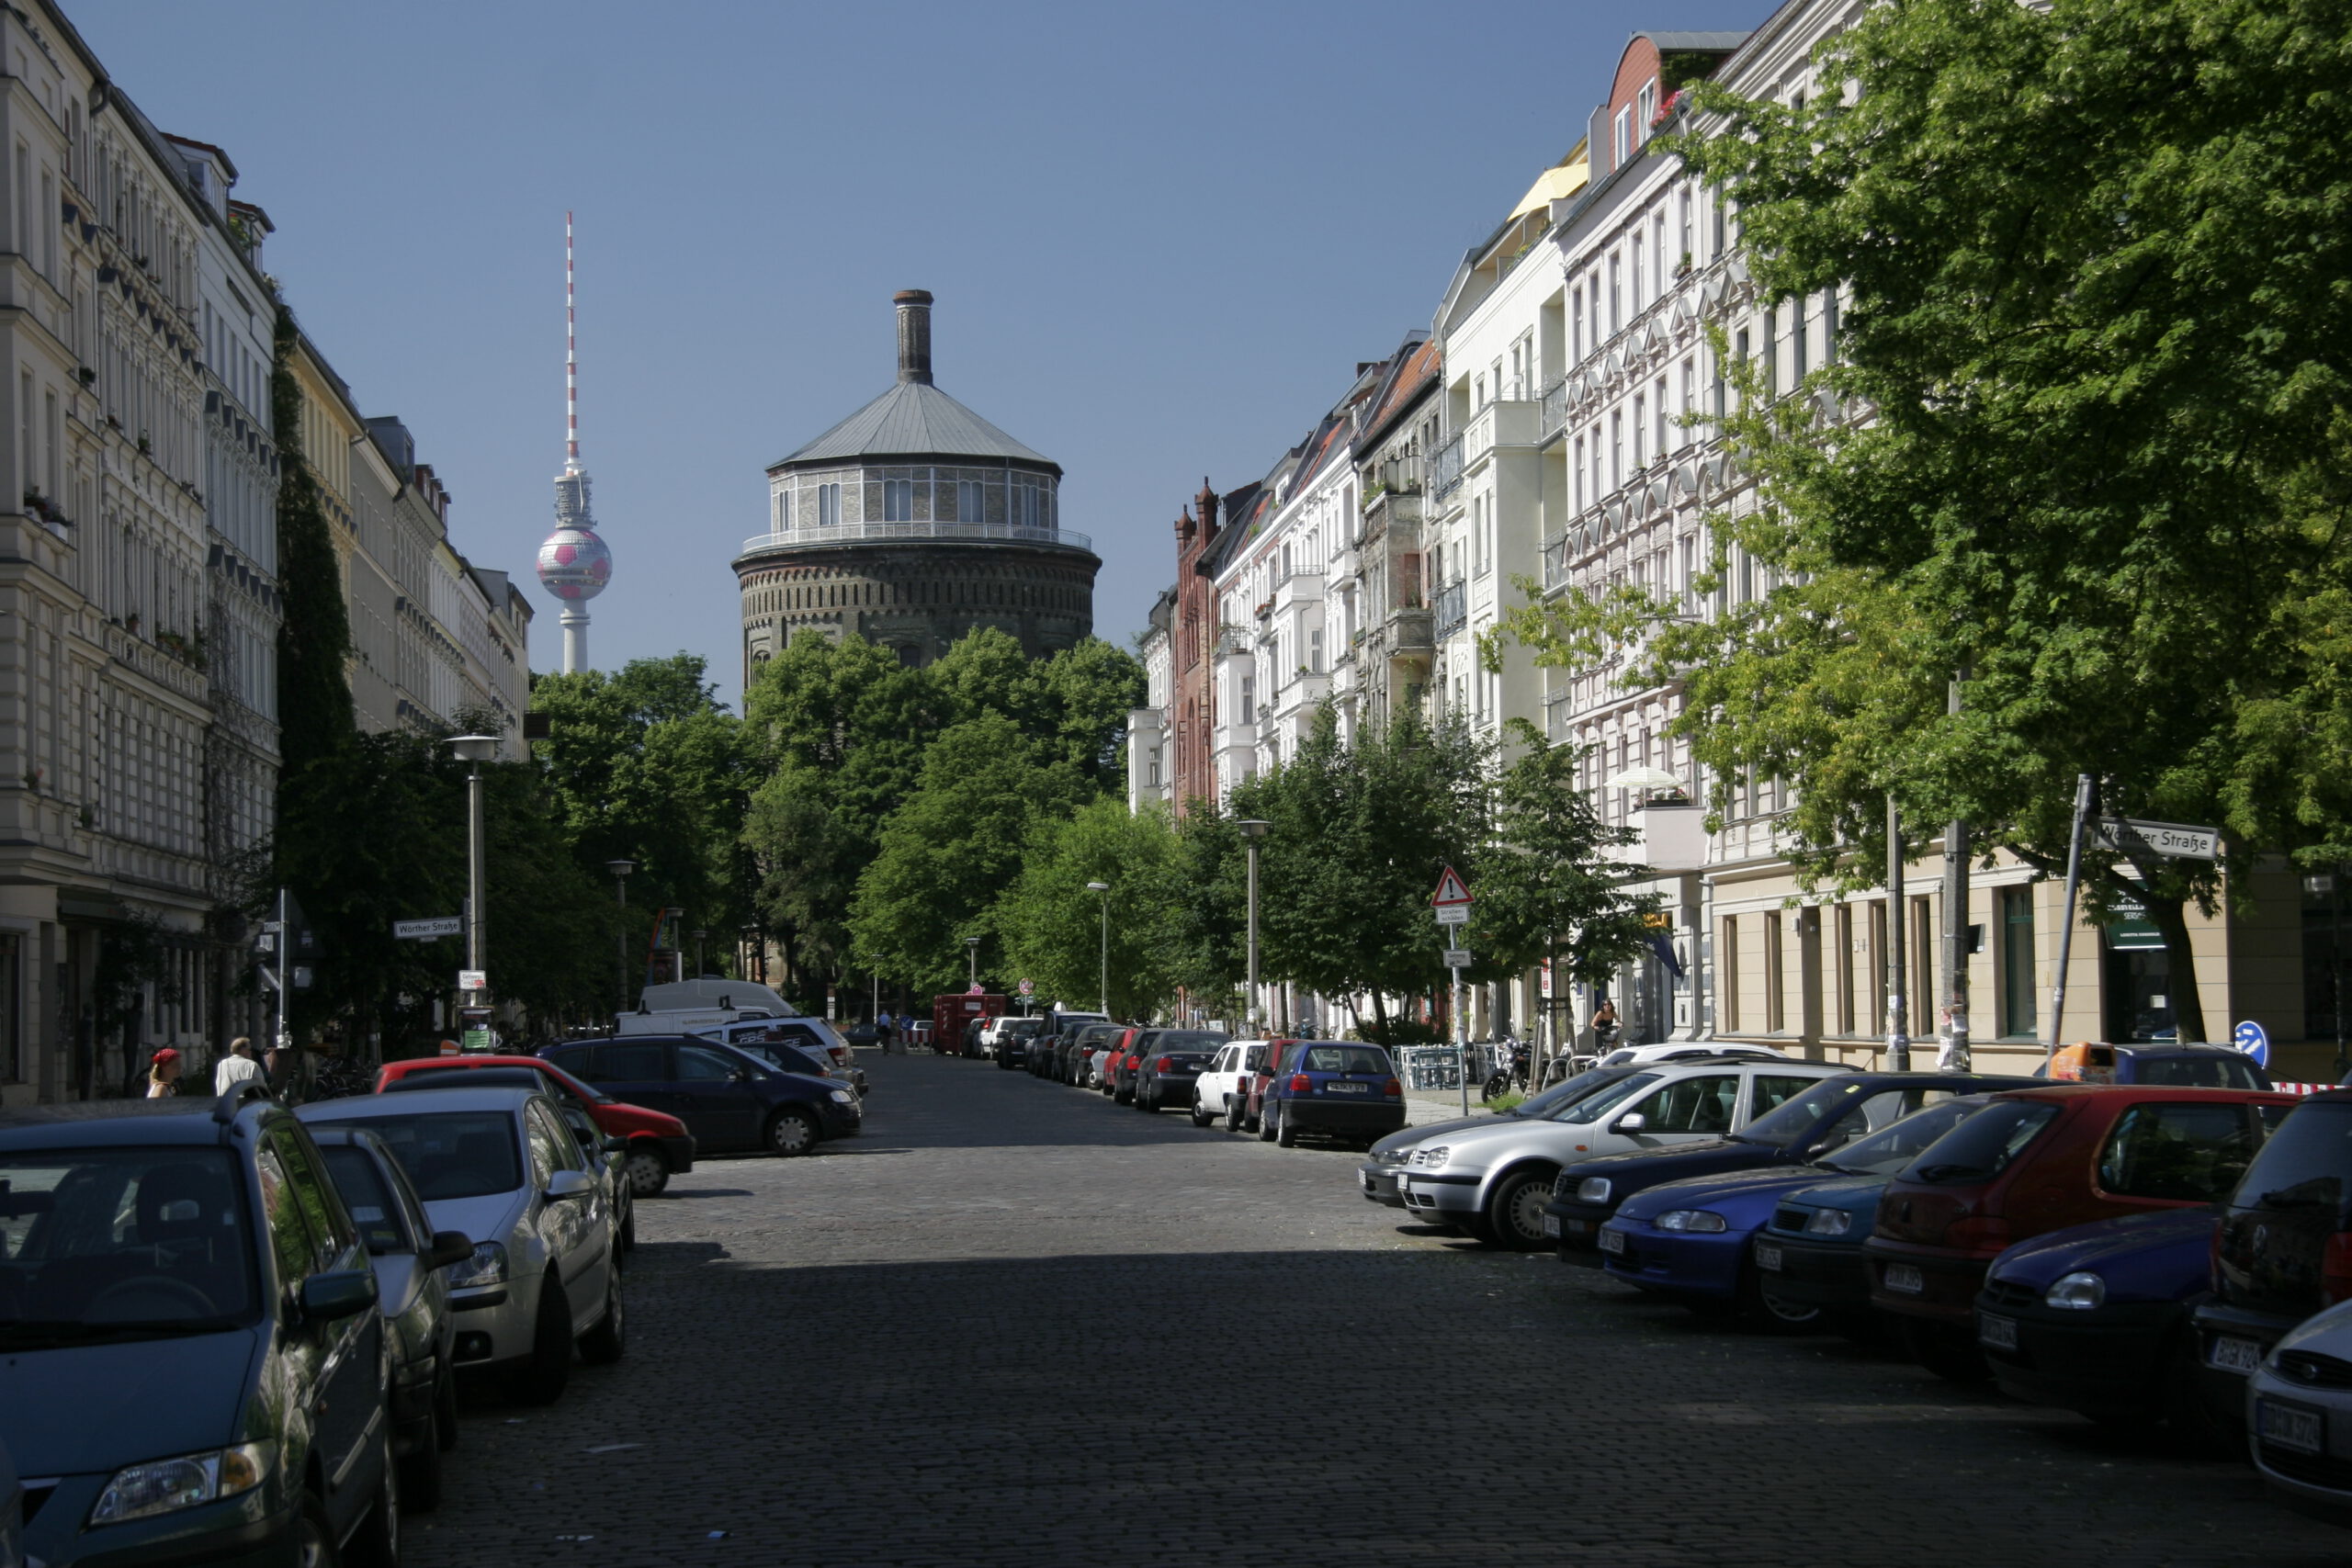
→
(213, 1035, 261, 1096)
(876, 1009, 897, 1055)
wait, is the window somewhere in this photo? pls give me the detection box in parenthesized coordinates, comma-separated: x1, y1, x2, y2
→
(677, 1045, 745, 1081)
(1634, 1074, 1739, 1135)
(1793, 297, 1809, 385)
(1764, 912, 1785, 1032)
(883, 479, 913, 522)
(1679, 186, 1692, 267)
(2097, 1103, 2260, 1202)
(1653, 212, 1667, 297)
(816, 482, 842, 527)
(1734, 329, 1750, 408)
(1571, 285, 1584, 363)
(1613, 107, 1633, 167)
(1761, 306, 1778, 400)
(1611, 411, 1623, 488)
(1824, 288, 1840, 365)
(1573, 434, 1587, 512)
(1654, 378, 1668, 457)
(957, 478, 986, 522)
(1835, 905, 1856, 1034)
(0, 932, 17, 1083)
(1632, 394, 1646, 468)
(1998, 886, 2036, 1037)
(1635, 82, 1657, 144)
(1631, 232, 1645, 313)
(1721, 917, 1740, 1032)
(524, 1102, 561, 1188)
(1609, 253, 1623, 333)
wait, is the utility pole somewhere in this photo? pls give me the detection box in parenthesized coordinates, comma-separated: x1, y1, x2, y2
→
(1886, 795, 1910, 1072)
(1087, 881, 1111, 1015)
(1939, 673, 1970, 1070)
(2044, 774, 2095, 1060)
(1239, 820, 1270, 1032)
(448, 736, 496, 1013)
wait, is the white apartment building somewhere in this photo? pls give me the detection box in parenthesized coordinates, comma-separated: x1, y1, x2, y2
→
(1127, 588, 1172, 814)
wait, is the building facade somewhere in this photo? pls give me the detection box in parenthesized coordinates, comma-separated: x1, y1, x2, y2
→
(733, 291, 1098, 681)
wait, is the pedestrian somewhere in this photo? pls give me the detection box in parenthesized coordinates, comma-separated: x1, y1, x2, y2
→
(1589, 998, 1620, 1054)
(213, 1035, 261, 1096)
(877, 1009, 896, 1055)
(262, 1039, 296, 1102)
(145, 1046, 183, 1099)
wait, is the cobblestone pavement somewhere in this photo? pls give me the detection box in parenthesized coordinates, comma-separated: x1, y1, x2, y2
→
(407, 1052, 2342, 1567)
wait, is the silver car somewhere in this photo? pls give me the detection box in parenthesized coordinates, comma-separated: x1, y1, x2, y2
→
(1358, 1066, 1645, 1208)
(300, 1084, 625, 1404)
(2249, 1297, 2352, 1527)
(1392, 1056, 1855, 1248)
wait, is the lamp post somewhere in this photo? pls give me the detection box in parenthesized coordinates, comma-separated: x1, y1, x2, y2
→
(447, 735, 498, 1009)
(1238, 819, 1271, 1032)
(1886, 796, 1910, 1072)
(966, 936, 980, 990)
(1087, 881, 1111, 1015)
(605, 859, 635, 1020)
(693, 927, 708, 980)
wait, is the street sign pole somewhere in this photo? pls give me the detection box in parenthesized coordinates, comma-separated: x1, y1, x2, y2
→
(1431, 866, 1476, 1113)
(1886, 797, 1909, 1072)
(2045, 773, 2096, 1062)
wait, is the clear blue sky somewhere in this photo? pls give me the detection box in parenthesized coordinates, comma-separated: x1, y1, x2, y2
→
(74, 0, 1773, 709)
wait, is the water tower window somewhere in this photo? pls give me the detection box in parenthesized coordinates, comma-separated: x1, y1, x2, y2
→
(884, 479, 913, 522)
(817, 482, 841, 527)
(957, 479, 985, 522)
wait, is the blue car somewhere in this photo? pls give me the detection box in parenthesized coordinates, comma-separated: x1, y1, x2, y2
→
(1256, 1043, 1404, 1150)
(1546, 1071, 2038, 1254)
(1973, 1208, 2219, 1436)
(1596, 1095, 2007, 1331)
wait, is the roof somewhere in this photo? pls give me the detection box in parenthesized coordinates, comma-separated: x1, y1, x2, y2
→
(299, 1084, 543, 1120)
(1637, 30, 1753, 51)
(771, 380, 1058, 474)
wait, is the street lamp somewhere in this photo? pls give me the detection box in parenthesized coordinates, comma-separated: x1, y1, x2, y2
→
(966, 935, 981, 990)
(1238, 819, 1271, 1032)
(605, 859, 635, 1020)
(447, 735, 498, 1008)
(693, 927, 708, 979)
(1087, 881, 1111, 1015)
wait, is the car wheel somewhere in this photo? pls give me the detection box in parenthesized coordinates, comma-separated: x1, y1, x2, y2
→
(1190, 1094, 1214, 1128)
(765, 1108, 819, 1156)
(343, 1450, 399, 1568)
(400, 1394, 445, 1513)
(581, 1266, 627, 1366)
(1484, 1170, 1554, 1250)
(1736, 1263, 1825, 1335)
(294, 1492, 340, 1568)
(1274, 1106, 1299, 1148)
(1903, 1317, 1991, 1383)
(511, 1274, 573, 1404)
(1258, 1103, 1279, 1142)
(1224, 1096, 1244, 1133)
(624, 1147, 670, 1197)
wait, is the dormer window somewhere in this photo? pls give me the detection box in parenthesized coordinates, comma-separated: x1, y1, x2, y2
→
(1636, 82, 1658, 140)
(1613, 107, 1633, 167)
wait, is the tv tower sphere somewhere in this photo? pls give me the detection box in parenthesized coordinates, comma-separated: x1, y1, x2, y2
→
(536, 522, 612, 603)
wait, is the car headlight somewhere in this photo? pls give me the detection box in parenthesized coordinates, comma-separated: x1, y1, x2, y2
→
(1803, 1208, 1852, 1237)
(1375, 1148, 1408, 1167)
(447, 1240, 508, 1289)
(2045, 1270, 2107, 1311)
(1577, 1177, 1612, 1204)
(1414, 1146, 1451, 1169)
(1656, 1210, 1728, 1233)
(90, 1442, 274, 1527)
(829, 1089, 854, 1103)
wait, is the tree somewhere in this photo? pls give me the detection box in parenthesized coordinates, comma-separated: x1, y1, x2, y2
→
(1502, 0, 2352, 1041)
(989, 796, 1183, 1018)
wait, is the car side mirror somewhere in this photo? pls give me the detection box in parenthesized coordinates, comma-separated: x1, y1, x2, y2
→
(425, 1230, 475, 1269)
(300, 1269, 378, 1322)
(546, 1168, 595, 1202)
(1611, 1112, 1647, 1134)
(602, 1135, 628, 1156)
(729, 1067, 752, 1083)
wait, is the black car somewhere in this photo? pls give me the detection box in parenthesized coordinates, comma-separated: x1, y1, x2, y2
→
(1109, 1030, 1161, 1103)
(542, 1035, 861, 1156)
(1062, 1024, 1122, 1086)
(1027, 1033, 1065, 1077)
(1133, 1032, 1231, 1113)
(1544, 1071, 2042, 1255)
(0, 1086, 400, 1568)
(309, 1125, 477, 1511)
(2193, 1089, 2352, 1439)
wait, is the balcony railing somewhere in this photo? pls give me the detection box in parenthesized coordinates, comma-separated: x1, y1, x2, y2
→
(1538, 376, 1568, 447)
(737, 520, 1092, 556)
(1430, 433, 1466, 500)
(1433, 581, 1468, 640)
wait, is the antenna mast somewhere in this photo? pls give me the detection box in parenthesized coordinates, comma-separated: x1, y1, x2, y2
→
(566, 209, 579, 469)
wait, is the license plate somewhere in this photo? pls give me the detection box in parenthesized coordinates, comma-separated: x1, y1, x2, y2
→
(1563, 1218, 1591, 1235)
(2210, 1335, 2264, 1374)
(1883, 1263, 1924, 1294)
(1755, 1242, 1782, 1273)
(1978, 1312, 2018, 1351)
(2260, 1397, 2326, 1456)
(1599, 1228, 1625, 1255)
(1326, 1081, 1370, 1095)
(1543, 1213, 1561, 1238)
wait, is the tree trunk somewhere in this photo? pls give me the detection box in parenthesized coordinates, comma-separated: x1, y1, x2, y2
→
(2142, 893, 2208, 1043)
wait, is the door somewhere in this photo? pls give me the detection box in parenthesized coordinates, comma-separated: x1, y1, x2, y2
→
(1606, 1072, 1741, 1152)
(569, 1040, 674, 1115)
(671, 1043, 765, 1150)
(525, 1100, 607, 1324)
(261, 1131, 380, 1517)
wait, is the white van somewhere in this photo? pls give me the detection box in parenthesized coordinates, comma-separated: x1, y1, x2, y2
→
(615, 977, 794, 1038)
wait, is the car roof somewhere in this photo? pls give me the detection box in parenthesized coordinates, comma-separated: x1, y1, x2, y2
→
(0, 1092, 286, 1148)
(385, 1066, 551, 1094)
(299, 1084, 546, 1120)
(382, 1054, 550, 1075)
(1992, 1082, 2299, 1105)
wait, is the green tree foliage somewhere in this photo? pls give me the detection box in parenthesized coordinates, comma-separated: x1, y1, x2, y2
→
(267, 300, 353, 777)
(990, 796, 1184, 1017)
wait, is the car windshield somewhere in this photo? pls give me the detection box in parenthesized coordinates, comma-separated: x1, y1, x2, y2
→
(1736, 1079, 1874, 1147)
(1554, 1072, 1663, 1124)
(2135, 1055, 2267, 1090)
(317, 1145, 411, 1254)
(2230, 1101, 2352, 1220)
(1740, 1082, 1959, 1152)
(326, 1111, 526, 1201)
(1157, 1032, 1229, 1052)
(1510, 1066, 1631, 1118)
(1301, 1045, 1390, 1075)
(1899, 1100, 2061, 1184)
(1822, 1099, 1992, 1175)
(0, 1146, 259, 1336)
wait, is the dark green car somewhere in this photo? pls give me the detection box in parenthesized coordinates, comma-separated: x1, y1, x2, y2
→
(0, 1087, 400, 1566)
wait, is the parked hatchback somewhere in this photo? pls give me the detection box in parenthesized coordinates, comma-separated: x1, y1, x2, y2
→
(2248, 1295, 2352, 1526)
(0, 1089, 399, 1568)
(1134, 1032, 1230, 1113)
(542, 1035, 860, 1156)
(1358, 1067, 1643, 1208)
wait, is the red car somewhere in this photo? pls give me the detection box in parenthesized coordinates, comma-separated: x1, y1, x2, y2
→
(1097, 1027, 1142, 1098)
(1862, 1083, 2294, 1377)
(376, 1054, 697, 1196)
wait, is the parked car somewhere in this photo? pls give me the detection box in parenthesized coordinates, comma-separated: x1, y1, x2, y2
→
(1548, 1072, 2038, 1252)
(300, 1082, 627, 1404)
(1103, 1029, 1153, 1100)
(1254, 1043, 1406, 1152)
(1133, 1032, 1230, 1112)
(1973, 1207, 2222, 1440)
(1, 1436, 19, 1568)
(308, 1124, 476, 1510)
(2044, 1041, 2274, 1089)
(1597, 1043, 1794, 1067)
(1193, 1041, 1277, 1129)
(1063, 1023, 1122, 1086)
(2195, 1089, 2352, 1443)
(1867, 1083, 2291, 1379)
(992, 1017, 1047, 1068)
(2248, 1295, 2352, 1526)
(391, 1072, 638, 1258)
(0, 1088, 400, 1568)
(1358, 1066, 1644, 1207)
(706, 1033, 864, 1097)
(540, 1035, 861, 1156)
(1596, 1093, 2011, 1331)
(697, 1017, 862, 1089)
(379, 1052, 695, 1197)
(1394, 1057, 1855, 1249)
(1237, 1039, 1309, 1133)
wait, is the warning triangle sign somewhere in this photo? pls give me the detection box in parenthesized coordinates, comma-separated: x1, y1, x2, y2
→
(1431, 865, 1473, 907)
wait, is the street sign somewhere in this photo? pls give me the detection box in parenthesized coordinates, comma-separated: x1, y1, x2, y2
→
(1442, 948, 1472, 968)
(2233, 1019, 2271, 1067)
(394, 917, 462, 940)
(1018, 978, 1035, 996)
(458, 969, 487, 992)
(967, 982, 984, 996)
(1435, 905, 1470, 927)
(2092, 818, 2220, 862)
(1431, 865, 1473, 908)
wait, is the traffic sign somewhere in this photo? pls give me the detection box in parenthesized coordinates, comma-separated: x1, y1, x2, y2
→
(1431, 865, 1473, 908)
(967, 982, 984, 996)
(2232, 1019, 2271, 1067)
(1442, 948, 1472, 968)
(1018, 978, 1035, 996)
(2092, 818, 2220, 862)
(1435, 905, 1470, 926)
(394, 916, 462, 940)
(458, 969, 487, 992)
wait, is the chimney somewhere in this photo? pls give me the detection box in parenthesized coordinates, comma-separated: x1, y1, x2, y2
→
(894, 289, 934, 385)
(1195, 477, 1219, 542)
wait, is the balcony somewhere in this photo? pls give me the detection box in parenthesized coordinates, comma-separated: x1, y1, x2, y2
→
(1461, 399, 1543, 474)
(1377, 453, 1423, 495)
(1272, 567, 1323, 614)
(736, 520, 1093, 558)
(1538, 376, 1568, 447)
(1432, 581, 1468, 640)
(1380, 605, 1433, 657)
(1430, 434, 1466, 500)
(1214, 625, 1251, 659)
(1359, 484, 1422, 546)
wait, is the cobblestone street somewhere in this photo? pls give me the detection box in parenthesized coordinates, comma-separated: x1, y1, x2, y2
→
(406, 1054, 2344, 1567)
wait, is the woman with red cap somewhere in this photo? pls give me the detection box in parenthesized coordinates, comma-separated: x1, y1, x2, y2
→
(146, 1046, 182, 1098)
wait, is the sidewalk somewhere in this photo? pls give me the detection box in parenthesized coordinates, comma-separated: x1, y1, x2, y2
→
(1403, 1087, 1498, 1127)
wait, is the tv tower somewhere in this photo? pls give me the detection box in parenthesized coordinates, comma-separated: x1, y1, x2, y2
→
(534, 211, 612, 673)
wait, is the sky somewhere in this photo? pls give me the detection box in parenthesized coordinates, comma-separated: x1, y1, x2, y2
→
(73, 0, 1775, 711)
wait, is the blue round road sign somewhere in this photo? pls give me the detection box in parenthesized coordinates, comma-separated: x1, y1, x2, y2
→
(2232, 1019, 2270, 1066)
